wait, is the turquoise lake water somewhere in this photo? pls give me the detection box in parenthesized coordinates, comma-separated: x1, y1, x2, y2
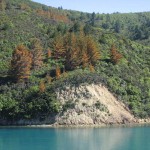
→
(0, 125, 150, 150)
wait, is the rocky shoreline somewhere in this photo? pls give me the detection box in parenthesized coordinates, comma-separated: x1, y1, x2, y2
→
(1, 116, 149, 127)
(0, 120, 150, 128)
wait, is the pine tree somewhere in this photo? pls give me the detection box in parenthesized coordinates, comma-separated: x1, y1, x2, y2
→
(86, 36, 100, 65)
(30, 38, 43, 70)
(64, 33, 80, 70)
(10, 45, 32, 82)
(110, 44, 123, 64)
(52, 33, 100, 71)
(52, 35, 65, 60)
(91, 12, 96, 26)
(77, 31, 87, 66)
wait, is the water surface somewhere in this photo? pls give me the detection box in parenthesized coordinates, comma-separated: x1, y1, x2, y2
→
(0, 125, 149, 150)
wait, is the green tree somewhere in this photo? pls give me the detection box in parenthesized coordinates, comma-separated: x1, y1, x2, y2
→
(71, 21, 81, 32)
(83, 24, 92, 35)
(91, 12, 96, 26)
(114, 20, 121, 33)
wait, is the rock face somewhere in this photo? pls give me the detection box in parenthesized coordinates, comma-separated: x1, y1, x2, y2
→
(55, 83, 137, 125)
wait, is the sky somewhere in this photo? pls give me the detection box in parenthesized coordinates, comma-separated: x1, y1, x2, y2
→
(33, 0, 150, 14)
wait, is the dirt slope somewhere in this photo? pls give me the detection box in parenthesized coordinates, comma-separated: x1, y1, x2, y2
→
(55, 84, 137, 125)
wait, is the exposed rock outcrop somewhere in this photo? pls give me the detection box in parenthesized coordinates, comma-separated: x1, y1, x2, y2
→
(55, 83, 137, 125)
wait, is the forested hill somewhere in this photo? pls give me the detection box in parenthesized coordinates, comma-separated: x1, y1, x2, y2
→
(0, 0, 150, 124)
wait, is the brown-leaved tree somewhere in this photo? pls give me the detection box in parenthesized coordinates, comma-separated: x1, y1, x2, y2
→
(10, 45, 32, 82)
(110, 44, 123, 64)
(30, 38, 43, 70)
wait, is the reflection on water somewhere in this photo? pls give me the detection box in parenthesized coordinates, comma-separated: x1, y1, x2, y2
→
(55, 127, 131, 150)
(0, 126, 150, 150)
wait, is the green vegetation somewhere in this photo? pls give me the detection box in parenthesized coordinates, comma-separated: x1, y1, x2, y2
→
(0, 0, 150, 123)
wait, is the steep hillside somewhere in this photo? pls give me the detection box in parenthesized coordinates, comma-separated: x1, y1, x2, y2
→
(0, 0, 150, 125)
(55, 83, 136, 125)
